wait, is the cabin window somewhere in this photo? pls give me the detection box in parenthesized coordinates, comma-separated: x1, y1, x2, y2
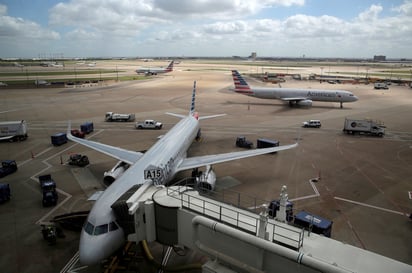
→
(84, 221, 94, 235)
(109, 221, 119, 231)
(94, 224, 108, 235)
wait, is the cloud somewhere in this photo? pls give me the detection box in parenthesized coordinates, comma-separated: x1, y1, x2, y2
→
(392, 0, 412, 16)
(357, 4, 383, 21)
(0, 4, 59, 40)
(2, 1, 412, 58)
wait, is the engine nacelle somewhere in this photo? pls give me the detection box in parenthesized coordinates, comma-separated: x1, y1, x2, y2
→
(196, 165, 216, 191)
(297, 99, 313, 107)
(103, 161, 130, 185)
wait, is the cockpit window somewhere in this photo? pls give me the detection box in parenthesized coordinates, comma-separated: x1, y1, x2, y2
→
(84, 221, 94, 235)
(109, 221, 119, 231)
(94, 224, 108, 235)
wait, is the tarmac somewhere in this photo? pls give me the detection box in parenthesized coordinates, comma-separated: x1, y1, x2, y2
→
(0, 60, 411, 272)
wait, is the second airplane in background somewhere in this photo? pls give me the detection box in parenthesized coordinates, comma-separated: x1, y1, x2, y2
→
(231, 70, 358, 108)
(135, 60, 174, 75)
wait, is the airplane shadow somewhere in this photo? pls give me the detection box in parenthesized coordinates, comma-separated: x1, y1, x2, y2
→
(224, 100, 355, 113)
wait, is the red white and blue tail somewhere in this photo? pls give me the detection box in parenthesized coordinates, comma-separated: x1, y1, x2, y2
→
(165, 60, 174, 72)
(231, 70, 253, 94)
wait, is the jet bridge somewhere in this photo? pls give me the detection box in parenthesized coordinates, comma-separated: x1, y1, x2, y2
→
(125, 181, 412, 273)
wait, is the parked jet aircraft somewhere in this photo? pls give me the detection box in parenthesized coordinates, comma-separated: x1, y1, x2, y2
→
(231, 70, 358, 108)
(67, 81, 298, 265)
(135, 60, 174, 75)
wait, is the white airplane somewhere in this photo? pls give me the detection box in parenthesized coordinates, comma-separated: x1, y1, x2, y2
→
(135, 60, 174, 75)
(67, 81, 298, 265)
(231, 70, 358, 108)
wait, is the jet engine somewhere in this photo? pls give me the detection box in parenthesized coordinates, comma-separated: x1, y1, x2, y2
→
(195, 165, 216, 191)
(297, 99, 313, 107)
(103, 161, 130, 185)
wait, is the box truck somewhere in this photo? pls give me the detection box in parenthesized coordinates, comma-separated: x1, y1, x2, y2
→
(0, 120, 28, 141)
(343, 118, 385, 137)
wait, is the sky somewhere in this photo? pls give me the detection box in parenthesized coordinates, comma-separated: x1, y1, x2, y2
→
(1, 0, 412, 59)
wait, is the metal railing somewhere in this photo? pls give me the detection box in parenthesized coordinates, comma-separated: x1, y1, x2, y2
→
(166, 178, 304, 250)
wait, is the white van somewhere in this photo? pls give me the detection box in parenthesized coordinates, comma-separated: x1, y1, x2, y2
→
(302, 120, 321, 128)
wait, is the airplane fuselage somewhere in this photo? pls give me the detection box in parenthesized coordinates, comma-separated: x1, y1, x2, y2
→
(136, 67, 169, 74)
(236, 87, 358, 103)
(79, 115, 199, 264)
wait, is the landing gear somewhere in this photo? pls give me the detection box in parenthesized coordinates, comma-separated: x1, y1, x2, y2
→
(195, 129, 201, 141)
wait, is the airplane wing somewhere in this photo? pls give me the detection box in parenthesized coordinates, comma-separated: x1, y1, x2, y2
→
(67, 126, 143, 165)
(177, 143, 298, 171)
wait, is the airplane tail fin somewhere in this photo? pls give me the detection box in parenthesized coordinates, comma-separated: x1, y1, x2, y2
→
(190, 81, 196, 114)
(166, 81, 225, 120)
(190, 81, 199, 119)
(166, 60, 174, 72)
(232, 70, 252, 92)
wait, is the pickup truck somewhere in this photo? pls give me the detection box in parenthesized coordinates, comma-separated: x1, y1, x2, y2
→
(235, 136, 253, 149)
(135, 120, 163, 130)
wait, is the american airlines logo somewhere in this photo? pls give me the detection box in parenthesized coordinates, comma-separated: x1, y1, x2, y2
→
(307, 91, 336, 97)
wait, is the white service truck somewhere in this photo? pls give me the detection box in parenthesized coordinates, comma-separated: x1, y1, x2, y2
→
(343, 118, 385, 137)
(135, 120, 163, 129)
(105, 112, 135, 122)
(374, 82, 389, 90)
(0, 120, 28, 141)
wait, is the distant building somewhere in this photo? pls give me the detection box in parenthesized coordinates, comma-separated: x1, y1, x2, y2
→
(373, 55, 386, 62)
(249, 52, 257, 60)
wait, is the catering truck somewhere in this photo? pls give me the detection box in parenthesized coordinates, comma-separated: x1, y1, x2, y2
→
(343, 118, 385, 137)
(0, 120, 28, 141)
(105, 112, 135, 122)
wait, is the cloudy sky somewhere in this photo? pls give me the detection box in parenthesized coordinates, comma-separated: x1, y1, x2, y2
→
(1, 0, 412, 58)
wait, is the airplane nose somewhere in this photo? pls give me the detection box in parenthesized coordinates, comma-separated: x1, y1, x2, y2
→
(79, 231, 106, 265)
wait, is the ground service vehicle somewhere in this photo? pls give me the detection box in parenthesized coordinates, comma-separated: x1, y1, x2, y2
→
(105, 112, 135, 122)
(302, 120, 321, 128)
(235, 136, 253, 149)
(68, 154, 89, 167)
(257, 138, 279, 149)
(51, 133, 67, 146)
(135, 119, 163, 129)
(293, 211, 333, 237)
(0, 120, 28, 141)
(80, 122, 94, 134)
(343, 118, 385, 137)
(268, 200, 294, 222)
(0, 160, 18, 178)
(71, 129, 85, 138)
(374, 82, 389, 89)
(0, 184, 11, 203)
(39, 174, 58, 206)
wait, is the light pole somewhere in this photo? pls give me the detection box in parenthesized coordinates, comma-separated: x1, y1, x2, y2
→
(320, 67, 324, 83)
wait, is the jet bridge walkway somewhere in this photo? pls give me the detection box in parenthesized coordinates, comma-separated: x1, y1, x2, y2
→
(126, 182, 412, 273)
